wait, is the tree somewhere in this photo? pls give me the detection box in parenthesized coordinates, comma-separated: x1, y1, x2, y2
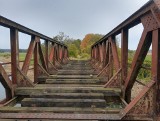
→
(80, 34, 103, 54)
(54, 32, 69, 42)
(68, 44, 78, 57)
(54, 32, 81, 58)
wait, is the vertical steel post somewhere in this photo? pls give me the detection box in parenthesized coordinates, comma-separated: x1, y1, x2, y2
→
(58, 45, 60, 62)
(102, 41, 106, 67)
(91, 47, 93, 59)
(104, 41, 109, 66)
(152, 29, 160, 113)
(10, 28, 19, 85)
(97, 44, 100, 62)
(61, 46, 64, 62)
(100, 43, 103, 63)
(60, 46, 63, 61)
(95, 46, 97, 61)
(93, 47, 95, 60)
(121, 29, 128, 84)
(45, 40, 49, 69)
(110, 36, 120, 71)
(34, 37, 40, 83)
(108, 41, 113, 79)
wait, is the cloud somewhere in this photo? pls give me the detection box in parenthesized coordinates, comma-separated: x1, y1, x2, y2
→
(0, 0, 149, 49)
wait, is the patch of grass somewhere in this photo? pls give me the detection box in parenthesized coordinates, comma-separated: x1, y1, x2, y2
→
(145, 55, 151, 61)
(0, 53, 27, 61)
(19, 53, 27, 61)
(0, 52, 34, 65)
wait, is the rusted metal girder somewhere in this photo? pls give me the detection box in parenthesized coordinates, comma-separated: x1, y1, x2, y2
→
(102, 41, 107, 67)
(0, 14, 68, 104)
(124, 11, 158, 102)
(10, 28, 19, 85)
(124, 30, 152, 102)
(49, 43, 55, 63)
(38, 42, 48, 71)
(0, 16, 67, 47)
(45, 40, 49, 69)
(91, 0, 160, 119)
(121, 29, 128, 85)
(34, 40, 39, 83)
(22, 36, 36, 74)
(92, 0, 154, 47)
(109, 36, 120, 71)
(152, 29, 160, 113)
(0, 64, 13, 102)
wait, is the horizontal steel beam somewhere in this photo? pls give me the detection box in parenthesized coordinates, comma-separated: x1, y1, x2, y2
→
(0, 16, 67, 48)
(92, 0, 154, 47)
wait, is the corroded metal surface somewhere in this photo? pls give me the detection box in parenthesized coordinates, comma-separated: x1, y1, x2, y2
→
(1, 0, 160, 120)
(154, 0, 160, 9)
(91, 0, 160, 120)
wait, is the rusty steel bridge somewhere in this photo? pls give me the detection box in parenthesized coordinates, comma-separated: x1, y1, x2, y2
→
(0, 0, 160, 120)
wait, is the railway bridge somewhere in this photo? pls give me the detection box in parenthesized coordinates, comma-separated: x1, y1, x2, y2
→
(0, 0, 160, 120)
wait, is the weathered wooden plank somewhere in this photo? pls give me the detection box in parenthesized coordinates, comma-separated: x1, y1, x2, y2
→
(49, 75, 98, 79)
(0, 119, 98, 121)
(15, 87, 121, 96)
(57, 72, 97, 75)
(38, 75, 100, 80)
(30, 92, 104, 99)
(0, 107, 120, 114)
(36, 84, 103, 87)
(0, 113, 121, 120)
(21, 98, 106, 108)
(45, 79, 102, 84)
(62, 67, 93, 70)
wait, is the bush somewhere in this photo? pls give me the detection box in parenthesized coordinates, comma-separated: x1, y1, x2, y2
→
(80, 53, 90, 60)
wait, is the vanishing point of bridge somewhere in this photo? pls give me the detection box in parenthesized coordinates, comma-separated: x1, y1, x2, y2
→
(0, 0, 160, 120)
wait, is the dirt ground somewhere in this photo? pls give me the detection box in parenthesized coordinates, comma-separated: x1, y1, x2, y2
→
(131, 82, 144, 99)
(0, 56, 34, 82)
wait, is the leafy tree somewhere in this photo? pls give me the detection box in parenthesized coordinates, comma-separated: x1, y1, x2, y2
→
(54, 32, 69, 42)
(54, 32, 82, 58)
(80, 34, 103, 54)
(53, 32, 104, 59)
(68, 44, 78, 57)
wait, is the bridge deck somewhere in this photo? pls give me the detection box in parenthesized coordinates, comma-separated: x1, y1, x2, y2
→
(0, 60, 124, 120)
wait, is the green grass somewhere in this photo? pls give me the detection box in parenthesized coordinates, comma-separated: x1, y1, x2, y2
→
(0, 52, 27, 61)
(19, 53, 27, 61)
(145, 55, 151, 61)
(0, 52, 35, 66)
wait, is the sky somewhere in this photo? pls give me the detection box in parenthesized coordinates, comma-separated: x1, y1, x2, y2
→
(0, 0, 149, 49)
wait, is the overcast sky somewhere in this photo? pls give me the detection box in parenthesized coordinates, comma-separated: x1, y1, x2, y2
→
(0, 0, 149, 49)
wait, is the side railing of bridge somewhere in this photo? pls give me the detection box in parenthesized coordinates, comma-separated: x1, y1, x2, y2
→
(0, 16, 69, 104)
(0, 0, 160, 120)
(91, 0, 160, 119)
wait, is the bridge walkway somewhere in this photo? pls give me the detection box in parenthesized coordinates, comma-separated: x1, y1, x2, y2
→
(0, 60, 123, 120)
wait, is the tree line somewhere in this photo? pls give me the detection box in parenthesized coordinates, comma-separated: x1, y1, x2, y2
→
(0, 49, 27, 53)
(54, 32, 103, 59)
(54, 32, 151, 82)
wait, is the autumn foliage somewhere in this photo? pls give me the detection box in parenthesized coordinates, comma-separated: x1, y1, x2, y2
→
(80, 34, 103, 54)
(54, 32, 103, 59)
